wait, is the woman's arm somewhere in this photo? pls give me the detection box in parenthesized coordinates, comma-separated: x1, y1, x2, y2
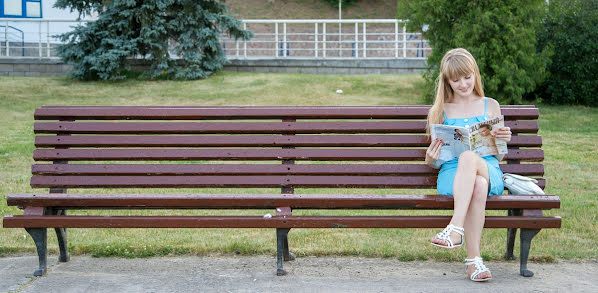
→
(487, 98, 512, 161)
(426, 138, 443, 169)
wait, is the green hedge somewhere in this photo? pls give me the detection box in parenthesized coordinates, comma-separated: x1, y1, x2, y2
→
(532, 0, 598, 106)
(397, 0, 551, 105)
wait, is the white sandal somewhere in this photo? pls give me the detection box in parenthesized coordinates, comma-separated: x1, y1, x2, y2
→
(431, 224, 464, 248)
(465, 256, 492, 282)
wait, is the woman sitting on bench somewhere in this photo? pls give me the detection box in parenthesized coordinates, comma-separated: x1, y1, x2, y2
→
(424, 48, 512, 282)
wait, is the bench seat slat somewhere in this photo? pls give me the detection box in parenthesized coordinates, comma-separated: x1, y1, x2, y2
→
(34, 106, 540, 120)
(2, 215, 561, 229)
(6, 193, 561, 210)
(31, 163, 545, 176)
(29, 175, 546, 189)
(33, 121, 539, 134)
(32, 149, 545, 161)
(34, 135, 543, 148)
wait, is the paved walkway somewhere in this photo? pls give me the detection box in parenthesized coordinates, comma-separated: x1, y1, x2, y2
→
(2, 255, 597, 292)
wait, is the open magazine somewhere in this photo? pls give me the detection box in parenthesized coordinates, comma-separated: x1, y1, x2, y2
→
(430, 116, 508, 165)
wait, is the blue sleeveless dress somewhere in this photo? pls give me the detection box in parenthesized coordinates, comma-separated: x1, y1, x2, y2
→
(436, 98, 504, 196)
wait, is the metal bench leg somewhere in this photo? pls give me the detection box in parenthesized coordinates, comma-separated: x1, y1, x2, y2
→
(25, 228, 47, 276)
(276, 228, 291, 276)
(520, 228, 541, 277)
(505, 209, 519, 260)
(282, 228, 295, 262)
(53, 209, 70, 263)
(505, 228, 517, 260)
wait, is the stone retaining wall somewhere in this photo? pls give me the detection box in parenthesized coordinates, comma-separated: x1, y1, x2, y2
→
(0, 57, 426, 76)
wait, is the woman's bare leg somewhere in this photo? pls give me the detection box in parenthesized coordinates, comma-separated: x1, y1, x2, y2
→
(464, 175, 492, 279)
(431, 151, 489, 247)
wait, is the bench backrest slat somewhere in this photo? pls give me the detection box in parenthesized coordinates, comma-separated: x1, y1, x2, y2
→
(31, 163, 544, 176)
(34, 106, 539, 120)
(30, 106, 545, 192)
(34, 135, 543, 148)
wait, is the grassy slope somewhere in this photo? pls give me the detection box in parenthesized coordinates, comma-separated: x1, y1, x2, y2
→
(225, 0, 398, 19)
(1, 73, 596, 262)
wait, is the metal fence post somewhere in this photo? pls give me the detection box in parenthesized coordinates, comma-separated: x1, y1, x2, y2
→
(46, 21, 50, 57)
(403, 24, 407, 58)
(323, 22, 326, 58)
(243, 22, 247, 59)
(275, 22, 279, 58)
(354, 22, 358, 59)
(283, 22, 287, 57)
(39, 21, 42, 57)
(395, 20, 399, 58)
(5, 21, 9, 57)
(314, 23, 318, 58)
(362, 22, 366, 58)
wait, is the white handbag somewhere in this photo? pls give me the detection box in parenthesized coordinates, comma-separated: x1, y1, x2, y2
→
(502, 173, 545, 195)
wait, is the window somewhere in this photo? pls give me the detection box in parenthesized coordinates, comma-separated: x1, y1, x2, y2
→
(1, 0, 42, 18)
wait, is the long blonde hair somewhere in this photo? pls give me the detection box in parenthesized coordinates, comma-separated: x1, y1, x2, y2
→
(426, 48, 484, 135)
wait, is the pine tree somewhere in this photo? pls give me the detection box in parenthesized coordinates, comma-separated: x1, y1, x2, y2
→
(55, 0, 252, 80)
(397, 0, 551, 104)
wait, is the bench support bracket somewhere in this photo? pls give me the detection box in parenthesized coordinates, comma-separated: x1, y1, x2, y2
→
(25, 228, 47, 276)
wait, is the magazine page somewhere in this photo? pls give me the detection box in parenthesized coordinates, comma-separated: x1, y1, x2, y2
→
(430, 124, 471, 164)
(468, 116, 508, 157)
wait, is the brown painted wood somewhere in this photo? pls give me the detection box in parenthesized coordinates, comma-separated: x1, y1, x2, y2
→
(34, 134, 542, 148)
(31, 163, 544, 176)
(29, 175, 546, 189)
(30, 175, 440, 188)
(34, 106, 539, 120)
(32, 148, 544, 161)
(7, 193, 561, 210)
(2, 215, 561, 229)
(33, 121, 539, 134)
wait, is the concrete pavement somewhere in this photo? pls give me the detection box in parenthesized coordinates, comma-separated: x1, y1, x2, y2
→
(2, 255, 597, 293)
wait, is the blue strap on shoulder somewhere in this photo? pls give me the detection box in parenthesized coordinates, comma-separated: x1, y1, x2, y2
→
(484, 98, 488, 116)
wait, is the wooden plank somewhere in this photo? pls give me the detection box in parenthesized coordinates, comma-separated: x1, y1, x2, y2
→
(29, 175, 546, 189)
(34, 106, 540, 120)
(33, 121, 539, 134)
(32, 149, 544, 161)
(2, 215, 561, 229)
(31, 163, 544, 176)
(34, 134, 542, 148)
(30, 175, 439, 188)
(6, 193, 561, 210)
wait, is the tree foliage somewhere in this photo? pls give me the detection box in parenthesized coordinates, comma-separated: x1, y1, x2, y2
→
(397, 0, 551, 104)
(532, 0, 598, 106)
(54, 0, 252, 80)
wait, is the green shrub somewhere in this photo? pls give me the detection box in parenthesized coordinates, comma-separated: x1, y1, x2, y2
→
(397, 0, 551, 104)
(54, 0, 252, 81)
(532, 0, 598, 106)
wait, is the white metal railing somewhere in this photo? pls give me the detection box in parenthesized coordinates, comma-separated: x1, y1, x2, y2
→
(0, 18, 430, 59)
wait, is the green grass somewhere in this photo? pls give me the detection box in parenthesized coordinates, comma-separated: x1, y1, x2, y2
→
(1, 72, 596, 263)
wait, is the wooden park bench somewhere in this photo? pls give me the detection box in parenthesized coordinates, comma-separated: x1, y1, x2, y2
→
(3, 106, 560, 277)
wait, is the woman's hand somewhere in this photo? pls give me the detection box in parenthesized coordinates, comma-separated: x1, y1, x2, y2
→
(426, 138, 443, 168)
(494, 127, 512, 142)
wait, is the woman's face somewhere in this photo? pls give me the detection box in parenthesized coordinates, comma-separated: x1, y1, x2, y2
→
(448, 73, 475, 99)
(480, 126, 491, 137)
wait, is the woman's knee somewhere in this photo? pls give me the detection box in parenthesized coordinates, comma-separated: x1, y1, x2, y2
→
(472, 176, 489, 202)
(458, 150, 478, 162)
